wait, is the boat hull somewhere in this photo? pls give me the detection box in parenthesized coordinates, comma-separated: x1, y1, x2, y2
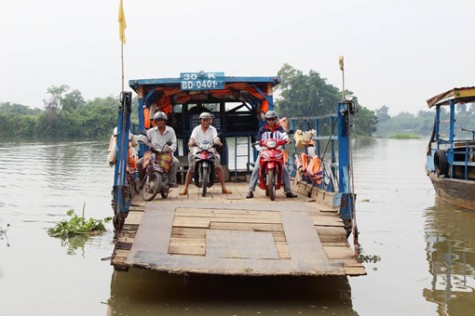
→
(428, 173, 475, 211)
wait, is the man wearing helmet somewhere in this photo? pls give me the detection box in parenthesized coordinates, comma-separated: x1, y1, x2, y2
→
(179, 112, 232, 195)
(138, 111, 179, 187)
(246, 110, 298, 198)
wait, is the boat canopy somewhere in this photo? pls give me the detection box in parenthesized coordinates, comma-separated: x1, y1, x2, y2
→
(129, 73, 281, 115)
(427, 87, 475, 108)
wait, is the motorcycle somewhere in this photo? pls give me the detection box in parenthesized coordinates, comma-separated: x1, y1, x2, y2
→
(136, 138, 172, 201)
(191, 141, 217, 197)
(257, 138, 288, 201)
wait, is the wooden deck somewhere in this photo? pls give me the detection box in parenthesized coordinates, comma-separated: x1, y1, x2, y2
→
(111, 182, 366, 277)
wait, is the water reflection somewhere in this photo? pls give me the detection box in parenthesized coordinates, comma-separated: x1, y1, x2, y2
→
(424, 200, 475, 315)
(108, 269, 359, 315)
(353, 137, 377, 150)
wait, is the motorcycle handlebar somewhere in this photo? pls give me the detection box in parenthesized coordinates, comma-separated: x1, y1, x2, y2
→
(191, 141, 218, 148)
(137, 139, 168, 153)
(255, 139, 289, 147)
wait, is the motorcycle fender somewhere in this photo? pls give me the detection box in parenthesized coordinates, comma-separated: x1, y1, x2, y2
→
(258, 165, 268, 190)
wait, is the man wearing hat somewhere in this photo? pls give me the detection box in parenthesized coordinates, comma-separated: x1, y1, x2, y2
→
(179, 112, 232, 195)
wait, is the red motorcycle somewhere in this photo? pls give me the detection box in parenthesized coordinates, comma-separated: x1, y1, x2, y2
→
(257, 138, 288, 201)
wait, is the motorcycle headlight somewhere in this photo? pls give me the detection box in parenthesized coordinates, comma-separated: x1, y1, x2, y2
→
(201, 143, 212, 150)
(266, 140, 277, 149)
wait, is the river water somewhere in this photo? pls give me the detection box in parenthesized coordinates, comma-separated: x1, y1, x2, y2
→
(0, 139, 474, 315)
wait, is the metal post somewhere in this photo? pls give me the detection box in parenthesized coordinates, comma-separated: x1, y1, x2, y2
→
(113, 92, 132, 216)
(449, 100, 455, 177)
(337, 101, 353, 221)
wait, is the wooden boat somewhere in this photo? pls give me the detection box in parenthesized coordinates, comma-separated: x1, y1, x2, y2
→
(426, 87, 475, 210)
(110, 72, 365, 277)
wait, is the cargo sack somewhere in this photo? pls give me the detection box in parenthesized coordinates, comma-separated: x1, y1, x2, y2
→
(293, 129, 304, 148)
(155, 152, 173, 172)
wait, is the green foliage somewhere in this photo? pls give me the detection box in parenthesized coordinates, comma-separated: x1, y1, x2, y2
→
(275, 64, 377, 137)
(390, 133, 420, 139)
(375, 108, 441, 137)
(0, 102, 41, 115)
(358, 253, 382, 264)
(0, 88, 120, 140)
(357, 247, 382, 263)
(44, 84, 70, 111)
(62, 89, 85, 112)
(276, 64, 340, 117)
(349, 97, 378, 136)
(61, 235, 89, 256)
(48, 208, 112, 238)
(373, 103, 475, 138)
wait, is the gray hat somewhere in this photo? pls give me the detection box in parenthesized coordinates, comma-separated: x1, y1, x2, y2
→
(153, 111, 168, 121)
(264, 110, 278, 119)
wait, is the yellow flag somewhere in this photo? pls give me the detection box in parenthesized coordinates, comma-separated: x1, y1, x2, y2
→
(118, 0, 127, 44)
(338, 56, 344, 71)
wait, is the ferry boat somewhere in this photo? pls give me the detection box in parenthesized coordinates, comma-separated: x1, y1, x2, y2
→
(426, 87, 475, 210)
(110, 71, 365, 277)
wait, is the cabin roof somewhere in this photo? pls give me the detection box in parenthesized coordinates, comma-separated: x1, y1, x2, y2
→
(129, 75, 281, 91)
(427, 87, 475, 108)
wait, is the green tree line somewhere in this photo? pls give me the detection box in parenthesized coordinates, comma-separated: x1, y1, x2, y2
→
(0, 85, 120, 140)
(275, 64, 378, 136)
(1, 65, 380, 140)
(374, 104, 475, 138)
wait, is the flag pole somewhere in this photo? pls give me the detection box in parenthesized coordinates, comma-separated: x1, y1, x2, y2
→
(339, 56, 345, 94)
(121, 43, 124, 92)
(118, 0, 127, 92)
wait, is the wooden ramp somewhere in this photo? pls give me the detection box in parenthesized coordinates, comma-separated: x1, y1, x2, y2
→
(112, 182, 366, 276)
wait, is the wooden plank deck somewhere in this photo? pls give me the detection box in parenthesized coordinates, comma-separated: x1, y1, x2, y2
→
(111, 182, 366, 277)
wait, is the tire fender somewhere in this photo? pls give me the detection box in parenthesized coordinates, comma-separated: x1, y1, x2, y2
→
(434, 150, 448, 176)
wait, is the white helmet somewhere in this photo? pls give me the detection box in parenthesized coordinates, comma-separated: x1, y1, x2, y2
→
(264, 110, 278, 119)
(199, 112, 212, 120)
(153, 111, 168, 121)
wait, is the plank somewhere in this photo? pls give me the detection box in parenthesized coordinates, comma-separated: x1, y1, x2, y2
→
(281, 211, 329, 270)
(324, 246, 357, 260)
(311, 216, 345, 227)
(318, 234, 348, 244)
(119, 181, 366, 276)
(125, 211, 144, 226)
(169, 238, 206, 256)
(175, 207, 278, 217)
(168, 245, 205, 256)
(112, 249, 129, 265)
(171, 227, 207, 238)
(206, 230, 279, 259)
(172, 216, 283, 228)
(209, 221, 284, 232)
(275, 241, 290, 259)
(126, 206, 175, 263)
(316, 226, 347, 236)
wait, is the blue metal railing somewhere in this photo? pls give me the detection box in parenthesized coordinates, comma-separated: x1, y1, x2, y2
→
(287, 114, 339, 193)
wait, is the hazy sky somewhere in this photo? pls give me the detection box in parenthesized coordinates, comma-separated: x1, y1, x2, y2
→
(1, 0, 474, 115)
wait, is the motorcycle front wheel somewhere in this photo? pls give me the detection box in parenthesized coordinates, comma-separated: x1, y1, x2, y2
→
(143, 171, 161, 201)
(267, 168, 276, 201)
(202, 166, 209, 197)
